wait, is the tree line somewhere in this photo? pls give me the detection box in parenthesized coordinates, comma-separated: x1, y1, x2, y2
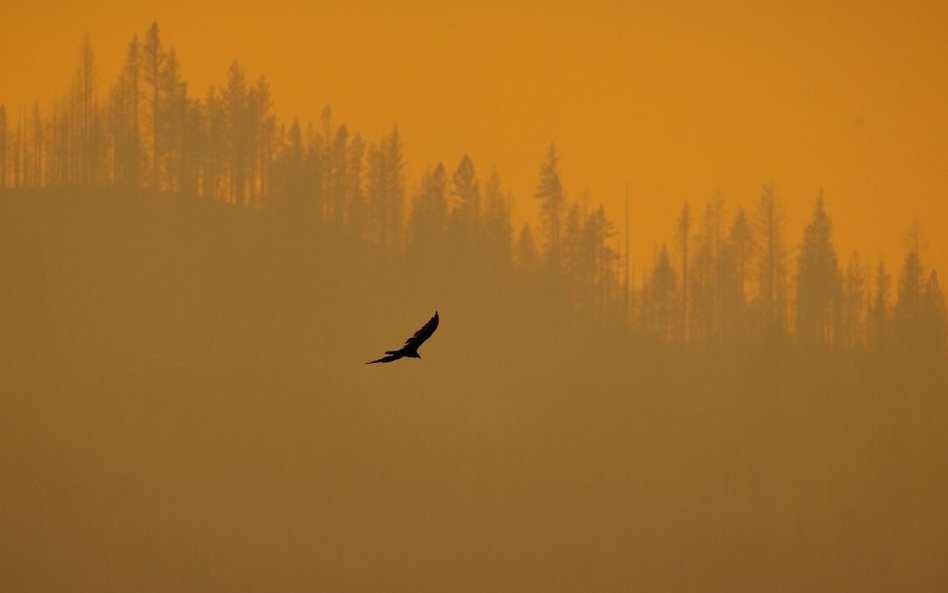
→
(0, 23, 945, 358)
(638, 190, 946, 359)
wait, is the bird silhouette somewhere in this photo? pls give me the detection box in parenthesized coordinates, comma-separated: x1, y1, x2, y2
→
(366, 311, 439, 364)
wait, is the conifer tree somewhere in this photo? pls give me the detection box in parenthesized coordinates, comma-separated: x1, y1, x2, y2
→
(408, 163, 448, 264)
(0, 104, 7, 189)
(641, 245, 678, 341)
(223, 61, 249, 205)
(385, 127, 405, 248)
(202, 87, 227, 200)
(562, 202, 587, 306)
(345, 134, 365, 236)
(691, 198, 725, 343)
(450, 154, 480, 235)
(840, 251, 867, 350)
(323, 125, 345, 224)
(585, 205, 619, 316)
(142, 22, 164, 190)
(160, 48, 187, 192)
(921, 271, 947, 356)
(251, 76, 275, 204)
(482, 167, 512, 271)
(516, 223, 538, 272)
(894, 233, 925, 351)
(67, 35, 101, 186)
(796, 193, 840, 346)
(868, 259, 890, 352)
(366, 127, 405, 247)
(535, 143, 565, 265)
(111, 35, 141, 189)
(725, 206, 754, 341)
(755, 184, 788, 338)
(677, 202, 690, 340)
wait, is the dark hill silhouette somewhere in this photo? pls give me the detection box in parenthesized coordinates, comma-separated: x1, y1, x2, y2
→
(2, 189, 948, 593)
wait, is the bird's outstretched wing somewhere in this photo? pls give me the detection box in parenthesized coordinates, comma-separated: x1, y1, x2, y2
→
(402, 311, 439, 350)
(366, 353, 400, 364)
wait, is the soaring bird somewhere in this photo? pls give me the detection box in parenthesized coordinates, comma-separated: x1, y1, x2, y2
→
(366, 311, 440, 364)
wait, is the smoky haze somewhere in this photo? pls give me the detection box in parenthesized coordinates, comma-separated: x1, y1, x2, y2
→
(2, 23, 948, 593)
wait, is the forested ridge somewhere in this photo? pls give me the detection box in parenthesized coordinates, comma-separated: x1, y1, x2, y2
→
(2, 24, 947, 593)
(0, 24, 945, 357)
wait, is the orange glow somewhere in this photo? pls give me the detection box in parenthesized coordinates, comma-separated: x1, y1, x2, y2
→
(2, 0, 947, 272)
(4, 4, 948, 590)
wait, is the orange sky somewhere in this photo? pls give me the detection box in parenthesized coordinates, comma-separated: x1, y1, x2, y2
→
(3, 0, 948, 279)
